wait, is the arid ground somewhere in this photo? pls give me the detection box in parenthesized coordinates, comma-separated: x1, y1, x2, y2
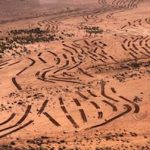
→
(0, 0, 150, 149)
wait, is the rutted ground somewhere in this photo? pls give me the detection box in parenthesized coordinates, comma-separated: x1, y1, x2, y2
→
(0, 0, 149, 149)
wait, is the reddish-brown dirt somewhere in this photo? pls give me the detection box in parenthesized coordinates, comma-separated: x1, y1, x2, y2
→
(0, 0, 149, 149)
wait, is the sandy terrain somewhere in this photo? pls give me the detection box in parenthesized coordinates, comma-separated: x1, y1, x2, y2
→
(0, 0, 150, 149)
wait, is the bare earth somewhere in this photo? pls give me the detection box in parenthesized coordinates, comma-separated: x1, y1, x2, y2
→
(0, 0, 150, 149)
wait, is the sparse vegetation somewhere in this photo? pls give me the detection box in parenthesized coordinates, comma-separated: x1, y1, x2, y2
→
(0, 27, 55, 53)
(84, 26, 103, 35)
(0, 0, 149, 149)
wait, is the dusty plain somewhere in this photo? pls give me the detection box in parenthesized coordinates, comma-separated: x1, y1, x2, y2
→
(0, 0, 150, 149)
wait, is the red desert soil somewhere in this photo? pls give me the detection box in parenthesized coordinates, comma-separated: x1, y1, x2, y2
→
(0, 0, 149, 149)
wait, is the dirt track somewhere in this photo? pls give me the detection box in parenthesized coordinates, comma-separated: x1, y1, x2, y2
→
(0, 0, 150, 149)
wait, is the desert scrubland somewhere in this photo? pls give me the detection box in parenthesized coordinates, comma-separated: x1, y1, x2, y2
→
(0, 0, 149, 149)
